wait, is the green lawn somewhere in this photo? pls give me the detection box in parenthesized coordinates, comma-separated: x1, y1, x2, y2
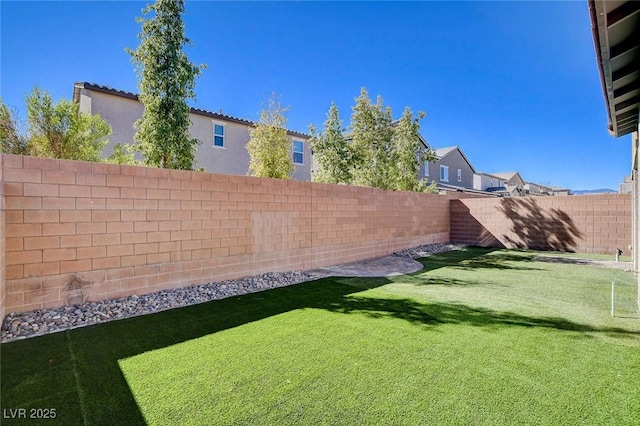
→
(1, 248, 639, 425)
(535, 250, 633, 262)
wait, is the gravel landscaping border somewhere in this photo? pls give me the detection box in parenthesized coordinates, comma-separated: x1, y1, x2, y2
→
(0, 243, 463, 343)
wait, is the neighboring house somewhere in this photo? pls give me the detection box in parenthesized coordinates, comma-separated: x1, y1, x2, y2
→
(422, 146, 476, 190)
(619, 176, 632, 194)
(550, 186, 572, 196)
(473, 172, 505, 191)
(475, 172, 561, 197)
(492, 172, 526, 195)
(73, 82, 313, 181)
(524, 181, 553, 196)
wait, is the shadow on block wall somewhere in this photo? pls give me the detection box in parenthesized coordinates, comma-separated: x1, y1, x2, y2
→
(450, 200, 504, 248)
(499, 198, 584, 252)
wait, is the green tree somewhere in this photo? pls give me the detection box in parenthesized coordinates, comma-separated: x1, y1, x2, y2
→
(26, 87, 110, 161)
(417, 179, 440, 194)
(246, 93, 293, 179)
(105, 143, 141, 165)
(127, 0, 205, 170)
(309, 103, 351, 184)
(0, 100, 29, 155)
(391, 107, 435, 191)
(349, 87, 394, 189)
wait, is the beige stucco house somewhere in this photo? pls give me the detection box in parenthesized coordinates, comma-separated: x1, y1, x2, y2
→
(73, 82, 313, 181)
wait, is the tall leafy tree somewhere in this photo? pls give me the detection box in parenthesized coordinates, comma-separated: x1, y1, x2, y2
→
(349, 87, 394, 189)
(0, 100, 29, 155)
(26, 87, 110, 161)
(391, 107, 435, 191)
(309, 102, 351, 184)
(127, 0, 205, 170)
(246, 93, 293, 179)
(309, 87, 434, 192)
(105, 143, 141, 166)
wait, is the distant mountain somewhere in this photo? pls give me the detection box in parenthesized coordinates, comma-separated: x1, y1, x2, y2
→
(572, 189, 616, 195)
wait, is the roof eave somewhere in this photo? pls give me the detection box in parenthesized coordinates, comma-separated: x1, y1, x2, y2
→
(589, 0, 617, 136)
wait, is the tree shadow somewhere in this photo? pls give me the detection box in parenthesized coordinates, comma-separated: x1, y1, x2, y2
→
(1, 268, 635, 425)
(452, 252, 543, 272)
(499, 198, 584, 252)
(398, 275, 512, 288)
(415, 247, 543, 273)
(1, 280, 363, 425)
(450, 200, 506, 248)
(321, 295, 638, 337)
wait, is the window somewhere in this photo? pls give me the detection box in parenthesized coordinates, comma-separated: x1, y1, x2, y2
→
(213, 123, 225, 147)
(293, 140, 304, 164)
(457, 169, 462, 182)
(424, 162, 429, 177)
(440, 165, 449, 182)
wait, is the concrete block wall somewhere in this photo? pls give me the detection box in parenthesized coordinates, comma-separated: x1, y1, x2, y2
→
(451, 195, 632, 254)
(1, 156, 6, 322)
(0, 154, 459, 317)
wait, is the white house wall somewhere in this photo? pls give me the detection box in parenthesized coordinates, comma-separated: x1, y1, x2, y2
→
(473, 174, 503, 191)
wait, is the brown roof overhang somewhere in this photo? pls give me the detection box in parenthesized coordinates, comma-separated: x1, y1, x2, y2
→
(589, 0, 640, 138)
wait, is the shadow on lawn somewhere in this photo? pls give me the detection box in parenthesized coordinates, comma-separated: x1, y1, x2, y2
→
(397, 275, 512, 288)
(1, 280, 365, 426)
(2, 249, 636, 425)
(323, 295, 637, 336)
(417, 247, 543, 273)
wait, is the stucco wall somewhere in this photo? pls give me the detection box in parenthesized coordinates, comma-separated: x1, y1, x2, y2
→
(450, 195, 632, 254)
(190, 115, 254, 176)
(425, 150, 474, 189)
(1, 154, 458, 317)
(82, 90, 141, 153)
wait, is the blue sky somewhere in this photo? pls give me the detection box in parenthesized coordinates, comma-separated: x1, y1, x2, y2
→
(1, 1, 631, 190)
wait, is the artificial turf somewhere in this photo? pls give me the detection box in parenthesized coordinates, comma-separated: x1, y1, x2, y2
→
(1, 248, 639, 425)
